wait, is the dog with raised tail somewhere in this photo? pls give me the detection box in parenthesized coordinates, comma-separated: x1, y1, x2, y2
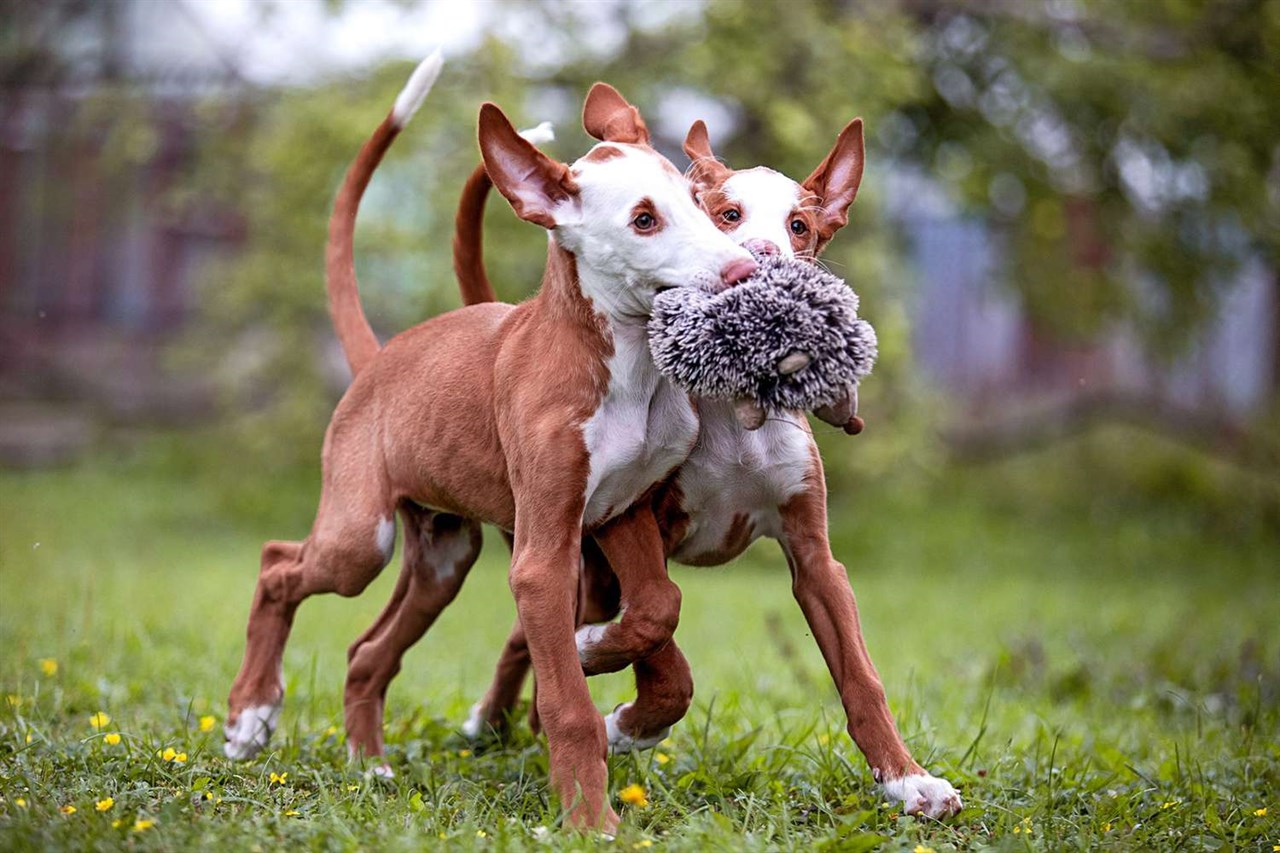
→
(224, 52, 756, 832)
(340, 105, 963, 820)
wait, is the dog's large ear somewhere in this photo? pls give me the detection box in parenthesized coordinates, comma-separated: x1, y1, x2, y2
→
(802, 118, 865, 238)
(582, 83, 650, 145)
(479, 103, 579, 230)
(683, 120, 731, 194)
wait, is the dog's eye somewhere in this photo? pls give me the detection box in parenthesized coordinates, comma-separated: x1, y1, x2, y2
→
(790, 219, 808, 236)
(722, 209, 741, 223)
(633, 212, 656, 231)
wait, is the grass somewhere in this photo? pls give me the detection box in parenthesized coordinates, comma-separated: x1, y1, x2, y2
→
(0, 440, 1277, 851)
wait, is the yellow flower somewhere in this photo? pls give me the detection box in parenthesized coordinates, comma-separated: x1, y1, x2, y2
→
(132, 818, 154, 831)
(458, 749, 472, 758)
(1102, 822, 1112, 832)
(103, 733, 121, 746)
(96, 797, 114, 812)
(6, 695, 22, 708)
(655, 752, 670, 765)
(634, 842, 654, 849)
(818, 733, 831, 745)
(325, 725, 338, 737)
(347, 785, 359, 792)
(39, 659, 58, 677)
(89, 712, 111, 729)
(1255, 807, 1267, 817)
(476, 829, 487, 838)
(199, 715, 216, 733)
(111, 819, 122, 828)
(269, 772, 288, 785)
(284, 809, 300, 817)
(1162, 801, 1178, 810)
(14, 798, 27, 809)
(25, 733, 32, 744)
(60, 804, 77, 815)
(914, 846, 936, 853)
(175, 752, 188, 763)
(158, 747, 177, 761)
(619, 783, 648, 807)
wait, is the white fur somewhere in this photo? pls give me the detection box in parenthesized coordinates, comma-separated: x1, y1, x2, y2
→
(391, 50, 444, 128)
(460, 702, 487, 739)
(517, 121, 555, 146)
(667, 400, 812, 565)
(722, 167, 805, 258)
(375, 516, 396, 564)
(223, 702, 282, 760)
(881, 773, 963, 819)
(559, 144, 753, 320)
(580, 322, 698, 528)
(574, 623, 610, 660)
(603, 703, 669, 754)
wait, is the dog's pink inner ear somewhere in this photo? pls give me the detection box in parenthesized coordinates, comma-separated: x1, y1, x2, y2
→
(479, 102, 579, 230)
(683, 120, 730, 191)
(582, 82, 651, 145)
(802, 118, 865, 236)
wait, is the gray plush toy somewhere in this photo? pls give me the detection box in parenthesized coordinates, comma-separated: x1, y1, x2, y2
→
(649, 254, 877, 433)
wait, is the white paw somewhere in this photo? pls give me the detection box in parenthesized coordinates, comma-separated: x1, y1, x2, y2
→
(369, 763, 395, 779)
(460, 702, 487, 739)
(881, 772, 962, 819)
(604, 704, 668, 755)
(223, 702, 281, 760)
(575, 624, 608, 664)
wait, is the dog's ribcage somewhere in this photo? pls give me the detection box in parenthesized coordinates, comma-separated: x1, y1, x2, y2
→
(667, 399, 812, 565)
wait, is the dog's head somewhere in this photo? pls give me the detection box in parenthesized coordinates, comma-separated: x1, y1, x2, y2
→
(684, 118, 865, 260)
(478, 87, 755, 321)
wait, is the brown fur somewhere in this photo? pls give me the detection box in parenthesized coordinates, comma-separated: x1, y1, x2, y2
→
(228, 87, 718, 831)
(408, 109, 934, 796)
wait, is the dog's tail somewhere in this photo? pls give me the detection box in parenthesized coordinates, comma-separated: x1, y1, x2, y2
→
(451, 121, 554, 306)
(326, 51, 444, 377)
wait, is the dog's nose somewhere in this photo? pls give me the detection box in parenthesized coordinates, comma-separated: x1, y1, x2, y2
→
(720, 257, 758, 287)
(743, 239, 779, 257)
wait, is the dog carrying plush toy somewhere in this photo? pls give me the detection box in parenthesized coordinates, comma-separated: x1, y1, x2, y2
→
(648, 253, 877, 431)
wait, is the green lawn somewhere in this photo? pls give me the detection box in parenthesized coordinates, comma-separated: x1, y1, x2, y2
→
(1, 447, 1277, 850)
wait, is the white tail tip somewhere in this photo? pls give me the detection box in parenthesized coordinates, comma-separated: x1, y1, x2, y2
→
(517, 121, 555, 146)
(391, 49, 444, 128)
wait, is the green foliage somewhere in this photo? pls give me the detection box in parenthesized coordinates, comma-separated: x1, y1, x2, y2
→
(1, 459, 1277, 849)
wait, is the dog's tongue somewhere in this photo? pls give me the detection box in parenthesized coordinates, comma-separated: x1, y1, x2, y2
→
(814, 386, 863, 435)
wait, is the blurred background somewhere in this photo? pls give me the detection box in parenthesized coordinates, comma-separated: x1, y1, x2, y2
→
(2, 0, 1278, 535)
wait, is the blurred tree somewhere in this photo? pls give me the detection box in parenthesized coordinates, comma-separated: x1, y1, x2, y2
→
(185, 0, 1278, 508)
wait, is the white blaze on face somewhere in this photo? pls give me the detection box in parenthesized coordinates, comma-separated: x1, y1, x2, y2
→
(559, 144, 753, 319)
(721, 167, 805, 258)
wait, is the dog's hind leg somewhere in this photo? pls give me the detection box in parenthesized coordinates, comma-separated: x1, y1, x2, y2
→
(343, 504, 482, 771)
(226, 461, 396, 761)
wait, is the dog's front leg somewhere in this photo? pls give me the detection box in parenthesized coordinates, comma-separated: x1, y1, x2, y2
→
(576, 503, 682, 675)
(509, 523, 616, 832)
(777, 470, 962, 820)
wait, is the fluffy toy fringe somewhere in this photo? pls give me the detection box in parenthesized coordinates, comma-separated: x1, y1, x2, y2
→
(649, 255, 877, 414)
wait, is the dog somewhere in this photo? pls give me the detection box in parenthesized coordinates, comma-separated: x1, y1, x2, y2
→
(224, 53, 757, 832)
(340, 106, 964, 819)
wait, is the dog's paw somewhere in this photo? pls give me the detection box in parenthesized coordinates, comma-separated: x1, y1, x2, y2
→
(223, 701, 281, 760)
(460, 702, 489, 739)
(881, 772, 962, 819)
(603, 703, 669, 754)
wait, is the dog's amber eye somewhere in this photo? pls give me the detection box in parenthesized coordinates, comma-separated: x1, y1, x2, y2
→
(722, 209, 741, 223)
(633, 212, 656, 231)
(790, 218, 808, 236)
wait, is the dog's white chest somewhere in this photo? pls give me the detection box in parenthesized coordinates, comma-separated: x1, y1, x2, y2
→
(581, 325, 698, 528)
(668, 401, 813, 564)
